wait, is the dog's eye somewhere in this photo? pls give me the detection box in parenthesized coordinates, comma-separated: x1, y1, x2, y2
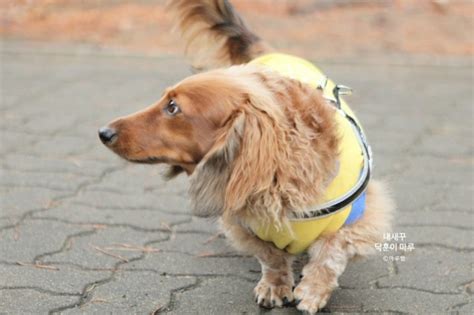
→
(165, 100, 181, 116)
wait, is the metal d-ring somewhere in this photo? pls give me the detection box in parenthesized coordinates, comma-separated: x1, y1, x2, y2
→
(333, 85, 353, 108)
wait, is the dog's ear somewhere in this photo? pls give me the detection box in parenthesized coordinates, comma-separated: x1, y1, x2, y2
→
(223, 87, 337, 225)
(189, 95, 289, 223)
(223, 100, 284, 222)
(190, 77, 339, 223)
(190, 104, 280, 217)
(189, 111, 245, 217)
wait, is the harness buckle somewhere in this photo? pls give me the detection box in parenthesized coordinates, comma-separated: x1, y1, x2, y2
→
(333, 85, 353, 109)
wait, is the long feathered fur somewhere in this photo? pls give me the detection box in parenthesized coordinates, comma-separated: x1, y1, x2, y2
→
(167, 0, 272, 69)
(188, 65, 339, 227)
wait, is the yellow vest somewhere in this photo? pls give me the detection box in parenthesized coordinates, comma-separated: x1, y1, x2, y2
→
(248, 53, 369, 254)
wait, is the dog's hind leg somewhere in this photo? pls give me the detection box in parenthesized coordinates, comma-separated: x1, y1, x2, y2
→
(221, 217, 294, 309)
(294, 180, 394, 314)
(293, 230, 350, 313)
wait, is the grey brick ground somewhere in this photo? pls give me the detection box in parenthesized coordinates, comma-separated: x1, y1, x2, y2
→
(0, 41, 472, 314)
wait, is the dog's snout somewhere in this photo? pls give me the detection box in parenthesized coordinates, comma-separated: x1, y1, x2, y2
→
(98, 126, 117, 145)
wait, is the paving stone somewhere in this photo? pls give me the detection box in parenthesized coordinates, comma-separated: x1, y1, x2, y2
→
(0, 289, 78, 314)
(0, 130, 42, 155)
(369, 130, 419, 154)
(0, 217, 12, 231)
(0, 168, 91, 192)
(173, 216, 219, 234)
(63, 272, 196, 315)
(33, 205, 190, 231)
(27, 135, 95, 158)
(41, 226, 168, 269)
(1, 153, 109, 177)
(329, 287, 467, 313)
(169, 277, 263, 315)
(376, 114, 432, 137)
(129, 251, 260, 279)
(451, 301, 474, 314)
(403, 155, 472, 185)
(172, 276, 359, 314)
(415, 132, 474, 157)
(370, 152, 404, 179)
(432, 183, 474, 212)
(400, 226, 473, 250)
(377, 248, 472, 294)
(0, 264, 109, 294)
(23, 111, 84, 135)
(83, 164, 189, 196)
(69, 190, 191, 214)
(0, 187, 68, 217)
(0, 220, 91, 262)
(396, 209, 473, 229)
(152, 232, 238, 257)
(390, 180, 449, 212)
(339, 256, 390, 289)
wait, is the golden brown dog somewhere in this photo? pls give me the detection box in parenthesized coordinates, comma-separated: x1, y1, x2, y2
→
(98, 1, 394, 313)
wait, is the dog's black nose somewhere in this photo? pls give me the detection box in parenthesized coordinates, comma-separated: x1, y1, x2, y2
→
(98, 126, 117, 145)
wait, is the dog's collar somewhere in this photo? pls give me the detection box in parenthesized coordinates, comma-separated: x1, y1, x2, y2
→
(290, 82, 373, 221)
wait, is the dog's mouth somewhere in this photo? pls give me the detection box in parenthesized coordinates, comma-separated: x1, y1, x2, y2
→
(128, 156, 166, 164)
(125, 156, 195, 176)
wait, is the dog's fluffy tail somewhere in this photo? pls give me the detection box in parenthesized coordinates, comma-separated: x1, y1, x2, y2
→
(168, 0, 272, 69)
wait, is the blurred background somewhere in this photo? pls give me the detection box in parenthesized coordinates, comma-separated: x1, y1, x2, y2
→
(2, 0, 472, 60)
(0, 1, 472, 314)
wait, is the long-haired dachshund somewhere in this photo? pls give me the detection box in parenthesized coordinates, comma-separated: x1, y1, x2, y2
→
(98, 1, 394, 313)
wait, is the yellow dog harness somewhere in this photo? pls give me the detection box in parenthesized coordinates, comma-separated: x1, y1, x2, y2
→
(248, 53, 372, 254)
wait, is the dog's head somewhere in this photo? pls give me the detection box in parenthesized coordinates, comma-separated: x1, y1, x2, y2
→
(99, 69, 246, 174)
(99, 65, 338, 221)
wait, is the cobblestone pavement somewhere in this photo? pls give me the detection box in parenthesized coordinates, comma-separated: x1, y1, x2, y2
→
(0, 41, 472, 314)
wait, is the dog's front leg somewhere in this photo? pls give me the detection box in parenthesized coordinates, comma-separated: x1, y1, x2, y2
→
(221, 218, 294, 308)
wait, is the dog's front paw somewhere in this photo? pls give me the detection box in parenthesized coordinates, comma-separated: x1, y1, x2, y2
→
(293, 278, 332, 314)
(254, 276, 294, 309)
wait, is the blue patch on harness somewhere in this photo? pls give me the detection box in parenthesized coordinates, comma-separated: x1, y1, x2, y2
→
(344, 191, 366, 225)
